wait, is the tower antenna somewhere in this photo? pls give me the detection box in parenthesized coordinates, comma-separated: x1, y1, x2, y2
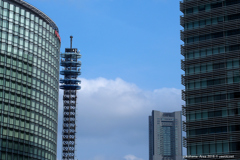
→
(60, 36, 81, 160)
(70, 36, 73, 49)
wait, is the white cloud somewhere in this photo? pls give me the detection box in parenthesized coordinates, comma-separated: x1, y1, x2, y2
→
(57, 77, 183, 160)
(124, 155, 143, 160)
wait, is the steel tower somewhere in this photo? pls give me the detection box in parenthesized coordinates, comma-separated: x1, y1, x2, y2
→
(60, 36, 81, 160)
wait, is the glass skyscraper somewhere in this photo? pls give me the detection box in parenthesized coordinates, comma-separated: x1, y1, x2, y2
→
(181, 0, 240, 159)
(0, 0, 61, 159)
(149, 110, 182, 160)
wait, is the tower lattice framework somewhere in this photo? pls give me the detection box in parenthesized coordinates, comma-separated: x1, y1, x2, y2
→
(60, 36, 81, 160)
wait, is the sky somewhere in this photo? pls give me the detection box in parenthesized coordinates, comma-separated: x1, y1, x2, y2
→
(24, 0, 184, 160)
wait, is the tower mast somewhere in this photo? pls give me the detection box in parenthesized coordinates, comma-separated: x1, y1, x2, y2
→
(60, 36, 81, 160)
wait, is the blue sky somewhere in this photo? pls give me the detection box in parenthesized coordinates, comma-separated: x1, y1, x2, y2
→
(25, 0, 184, 160)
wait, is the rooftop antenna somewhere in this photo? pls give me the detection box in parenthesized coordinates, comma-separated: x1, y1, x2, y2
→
(70, 36, 73, 49)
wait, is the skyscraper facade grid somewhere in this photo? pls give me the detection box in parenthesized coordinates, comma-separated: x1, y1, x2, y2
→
(181, 0, 240, 158)
(149, 110, 182, 160)
(0, 0, 61, 159)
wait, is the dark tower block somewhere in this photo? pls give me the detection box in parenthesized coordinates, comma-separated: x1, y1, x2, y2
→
(60, 36, 81, 160)
(180, 0, 240, 158)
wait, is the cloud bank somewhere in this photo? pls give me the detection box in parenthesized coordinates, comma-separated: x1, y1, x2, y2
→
(57, 77, 183, 160)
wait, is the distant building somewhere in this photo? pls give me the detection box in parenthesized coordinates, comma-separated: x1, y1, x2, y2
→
(149, 110, 182, 160)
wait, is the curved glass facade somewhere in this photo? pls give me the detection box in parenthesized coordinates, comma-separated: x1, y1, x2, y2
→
(0, 0, 60, 160)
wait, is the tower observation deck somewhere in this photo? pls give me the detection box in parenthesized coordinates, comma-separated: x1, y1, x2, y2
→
(60, 36, 81, 160)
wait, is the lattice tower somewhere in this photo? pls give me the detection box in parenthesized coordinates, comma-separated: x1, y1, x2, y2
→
(60, 36, 81, 160)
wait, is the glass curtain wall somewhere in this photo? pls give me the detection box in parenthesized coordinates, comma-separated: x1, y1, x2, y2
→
(0, 0, 60, 160)
(181, 0, 240, 158)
